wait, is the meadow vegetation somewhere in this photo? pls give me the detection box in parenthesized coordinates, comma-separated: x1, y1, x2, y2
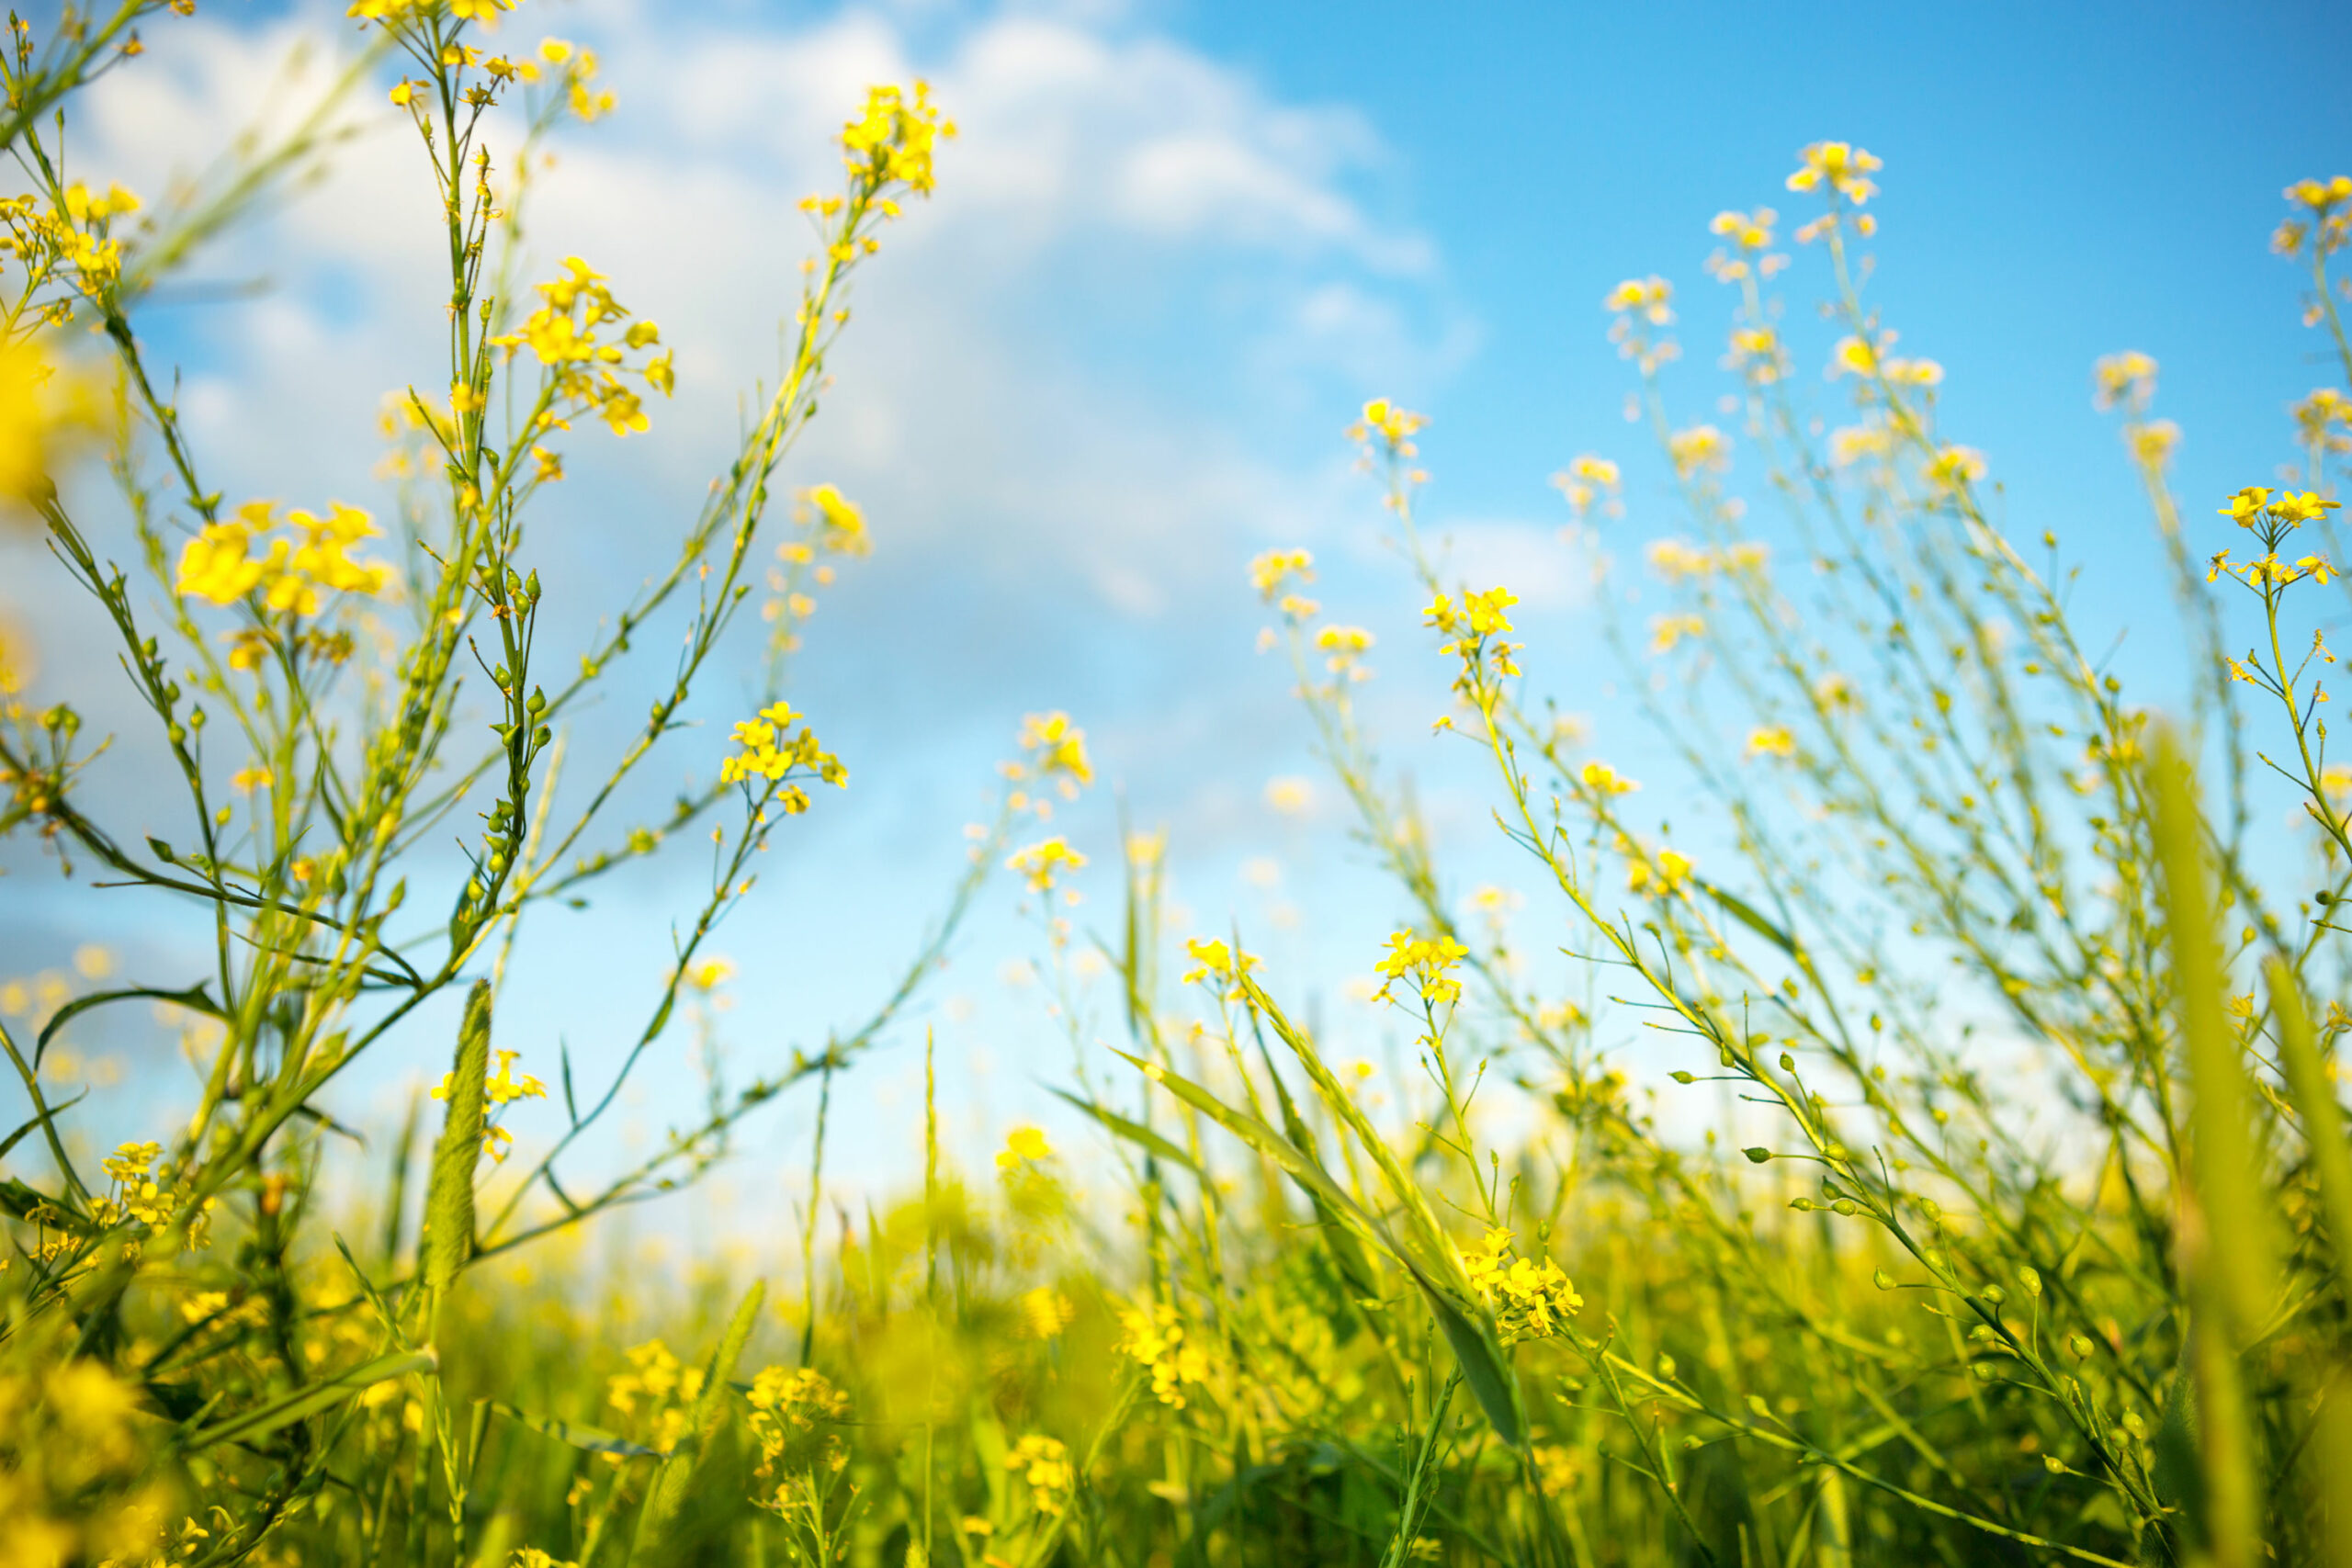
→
(3, 6, 2352, 1567)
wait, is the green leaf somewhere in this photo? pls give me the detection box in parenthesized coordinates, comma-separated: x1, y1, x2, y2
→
(492, 1401, 670, 1459)
(423, 981, 492, 1302)
(2267, 957, 2352, 1305)
(1698, 878, 1804, 960)
(1048, 1086, 1200, 1173)
(1416, 1278, 1522, 1449)
(180, 1348, 435, 1452)
(36, 981, 220, 1067)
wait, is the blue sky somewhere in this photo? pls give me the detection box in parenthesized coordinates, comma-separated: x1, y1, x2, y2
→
(4, 0, 2349, 1235)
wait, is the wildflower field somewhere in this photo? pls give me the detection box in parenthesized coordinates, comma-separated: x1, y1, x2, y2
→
(6, 5, 2352, 1566)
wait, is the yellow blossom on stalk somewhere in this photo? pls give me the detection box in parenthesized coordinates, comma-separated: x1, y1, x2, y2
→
(1006, 1435, 1076, 1516)
(1787, 141, 1883, 204)
(1649, 613, 1705, 653)
(1647, 538, 1717, 581)
(1315, 623, 1375, 679)
(1018, 709, 1093, 792)
(1829, 333, 1888, 378)
(718, 700, 845, 803)
(1746, 726, 1796, 760)
(1250, 547, 1314, 601)
(2220, 486, 2274, 528)
(1829, 422, 1892, 468)
(1604, 275, 1674, 325)
(841, 81, 955, 197)
(1007, 836, 1086, 893)
(1464, 1229, 1584, 1345)
(2131, 420, 2182, 468)
(2294, 389, 2352, 455)
(1926, 445, 1987, 491)
(1181, 936, 1260, 994)
(684, 955, 736, 992)
(1552, 452, 1623, 515)
(1724, 325, 1782, 382)
(1625, 842, 1694, 897)
(1710, 207, 1777, 252)
(1350, 396, 1427, 454)
(175, 500, 389, 613)
(797, 482, 870, 555)
(1580, 761, 1639, 797)
(1264, 775, 1314, 816)
(998, 1126, 1052, 1168)
(1667, 423, 1727, 476)
(2094, 351, 2159, 412)
(2275, 175, 2352, 259)
(1118, 1301, 1213, 1408)
(1374, 929, 1468, 1009)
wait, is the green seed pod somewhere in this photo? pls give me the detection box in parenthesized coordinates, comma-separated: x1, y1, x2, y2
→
(422, 981, 492, 1303)
(1832, 1199, 1858, 1216)
(1742, 1146, 1770, 1164)
(2019, 1266, 2041, 1298)
(1873, 1269, 1895, 1291)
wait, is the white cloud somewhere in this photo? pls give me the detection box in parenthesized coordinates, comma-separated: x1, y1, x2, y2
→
(60, 1, 1464, 633)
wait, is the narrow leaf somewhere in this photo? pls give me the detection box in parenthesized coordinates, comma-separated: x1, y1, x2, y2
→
(1048, 1086, 1199, 1173)
(181, 1349, 435, 1452)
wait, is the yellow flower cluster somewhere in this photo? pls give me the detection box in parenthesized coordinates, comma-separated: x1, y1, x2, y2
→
(1704, 207, 1788, 283)
(1423, 585, 1518, 651)
(1829, 333, 1940, 387)
(2093, 351, 2159, 412)
(1315, 623, 1374, 679)
(798, 483, 871, 557)
(1016, 710, 1094, 793)
(1667, 423, 1727, 476)
(1006, 1434, 1075, 1517)
(1604, 275, 1674, 325)
(1181, 936, 1260, 996)
(1464, 1229, 1583, 1345)
(1623, 839, 1695, 897)
(1117, 1301, 1213, 1409)
(1007, 836, 1086, 894)
(1350, 396, 1427, 451)
(1787, 141, 1881, 204)
(1649, 612, 1706, 653)
(2209, 486, 2341, 591)
(842, 82, 955, 199)
(1925, 445, 1987, 491)
(717, 700, 846, 807)
(430, 1049, 548, 1161)
(1746, 726, 1797, 761)
(0, 180, 141, 306)
(1551, 453, 1621, 517)
(1787, 141, 1883, 241)
(488, 256, 672, 439)
(2294, 388, 2352, 456)
(93, 1139, 215, 1247)
(1250, 547, 1315, 602)
(1724, 324, 1784, 382)
(744, 1366, 850, 1488)
(2274, 175, 2352, 259)
(1374, 929, 1468, 1009)
(1646, 537, 1768, 581)
(606, 1339, 705, 1453)
(1580, 761, 1639, 797)
(175, 501, 390, 615)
